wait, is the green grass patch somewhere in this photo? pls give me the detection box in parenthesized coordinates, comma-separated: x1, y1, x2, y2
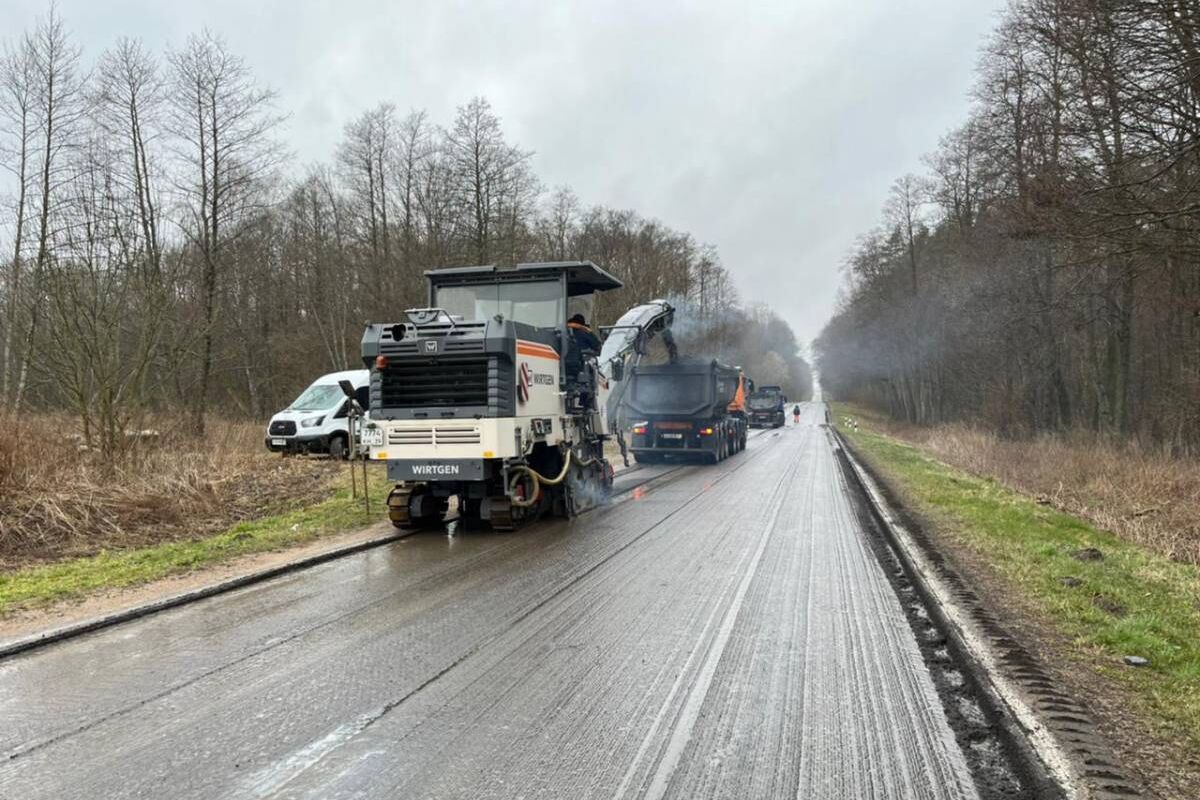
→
(833, 404, 1200, 753)
(0, 465, 391, 616)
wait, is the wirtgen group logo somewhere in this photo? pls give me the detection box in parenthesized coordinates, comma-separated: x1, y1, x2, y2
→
(422, 339, 439, 354)
(517, 362, 532, 404)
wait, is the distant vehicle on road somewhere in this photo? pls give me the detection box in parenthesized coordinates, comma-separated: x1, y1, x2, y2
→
(624, 359, 749, 464)
(747, 384, 787, 428)
(265, 369, 370, 458)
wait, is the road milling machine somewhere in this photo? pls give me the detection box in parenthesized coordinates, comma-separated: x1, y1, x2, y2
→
(360, 261, 676, 532)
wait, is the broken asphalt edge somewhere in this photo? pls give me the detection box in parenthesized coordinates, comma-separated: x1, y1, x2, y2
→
(833, 427, 1145, 800)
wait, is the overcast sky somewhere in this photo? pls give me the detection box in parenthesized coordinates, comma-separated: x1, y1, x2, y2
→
(8, 0, 1003, 344)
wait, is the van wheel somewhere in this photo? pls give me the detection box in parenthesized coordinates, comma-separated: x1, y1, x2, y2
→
(328, 434, 347, 460)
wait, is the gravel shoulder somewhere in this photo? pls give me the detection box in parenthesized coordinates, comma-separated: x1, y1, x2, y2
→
(836, 409, 1200, 800)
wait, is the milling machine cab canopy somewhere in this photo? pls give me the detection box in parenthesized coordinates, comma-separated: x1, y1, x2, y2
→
(423, 261, 623, 320)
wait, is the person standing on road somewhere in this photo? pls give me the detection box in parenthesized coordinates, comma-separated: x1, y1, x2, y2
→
(793, 404, 801, 424)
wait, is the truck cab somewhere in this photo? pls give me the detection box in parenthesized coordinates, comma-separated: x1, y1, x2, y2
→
(747, 384, 787, 428)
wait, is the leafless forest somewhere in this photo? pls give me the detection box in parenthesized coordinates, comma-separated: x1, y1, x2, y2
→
(0, 10, 811, 456)
(816, 1, 1200, 453)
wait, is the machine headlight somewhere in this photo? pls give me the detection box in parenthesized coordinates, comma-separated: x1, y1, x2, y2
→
(300, 416, 324, 428)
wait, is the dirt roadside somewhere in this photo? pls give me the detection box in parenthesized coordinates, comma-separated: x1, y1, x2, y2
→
(940, 539, 1200, 800)
(846, 437, 1200, 800)
(1, 459, 647, 649)
(0, 521, 395, 646)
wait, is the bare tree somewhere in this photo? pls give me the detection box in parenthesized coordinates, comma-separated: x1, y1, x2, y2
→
(884, 174, 929, 295)
(12, 8, 86, 411)
(445, 97, 534, 264)
(96, 38, 164, 283)
(537, 186, 580, 261)
(166, 30, 283, 433)
(394, 108, 431, 290)
(87, 37, 179, 427)
(0, 35, 37, 408)
(338, 102, 397, 308)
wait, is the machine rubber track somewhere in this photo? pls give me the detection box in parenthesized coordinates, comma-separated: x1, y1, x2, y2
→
(387, 484, 444, 530)
(490, 498, 515, 532)
(387, 485, 415, 529)
(489, 497, 530, 533)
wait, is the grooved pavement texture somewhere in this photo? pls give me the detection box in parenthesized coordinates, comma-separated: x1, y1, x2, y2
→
(0, 404, 978, 800)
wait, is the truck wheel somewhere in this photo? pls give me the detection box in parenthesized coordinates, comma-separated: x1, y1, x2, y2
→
(328, 434, 347, 460)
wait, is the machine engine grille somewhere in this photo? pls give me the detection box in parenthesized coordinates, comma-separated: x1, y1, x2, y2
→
(380, 357, 490, 409)
(386, 425, 483, 446)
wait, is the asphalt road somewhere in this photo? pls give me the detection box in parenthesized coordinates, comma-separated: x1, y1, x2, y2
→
(0, 404, 980, 799)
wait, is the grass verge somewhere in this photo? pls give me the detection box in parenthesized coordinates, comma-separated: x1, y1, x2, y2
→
(833, 404, 1200, 757)
(0, 464, 391, 616)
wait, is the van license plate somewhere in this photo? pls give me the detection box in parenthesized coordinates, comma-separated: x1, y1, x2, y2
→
(661, 433, 683, 439)
(271, 438, 286, 446)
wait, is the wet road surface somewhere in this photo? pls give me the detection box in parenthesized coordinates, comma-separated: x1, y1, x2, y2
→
(0, 404, 979, 799)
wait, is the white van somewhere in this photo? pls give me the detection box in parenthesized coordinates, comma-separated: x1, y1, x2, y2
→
(265, 369, 371, 458)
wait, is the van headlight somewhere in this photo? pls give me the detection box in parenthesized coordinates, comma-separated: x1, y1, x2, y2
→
(300, 416, 324, 428)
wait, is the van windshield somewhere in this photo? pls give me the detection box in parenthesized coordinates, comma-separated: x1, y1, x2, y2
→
(290, 384, 344, 411)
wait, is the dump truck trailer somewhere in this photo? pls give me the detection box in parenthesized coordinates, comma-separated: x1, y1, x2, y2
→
(623, 359, 748, 464)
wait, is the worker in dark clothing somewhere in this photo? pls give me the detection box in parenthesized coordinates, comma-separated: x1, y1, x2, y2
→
(793, 404, 801, 424)
(565, 314, 602, 411)
(567, 314, 601, 354)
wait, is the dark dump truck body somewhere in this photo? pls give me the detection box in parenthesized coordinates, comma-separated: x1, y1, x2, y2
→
(624, 359, 748, 464)
(747, 384, 786, 428)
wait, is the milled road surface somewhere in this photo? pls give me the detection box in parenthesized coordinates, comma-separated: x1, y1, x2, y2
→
(0, 404, 980, 799)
